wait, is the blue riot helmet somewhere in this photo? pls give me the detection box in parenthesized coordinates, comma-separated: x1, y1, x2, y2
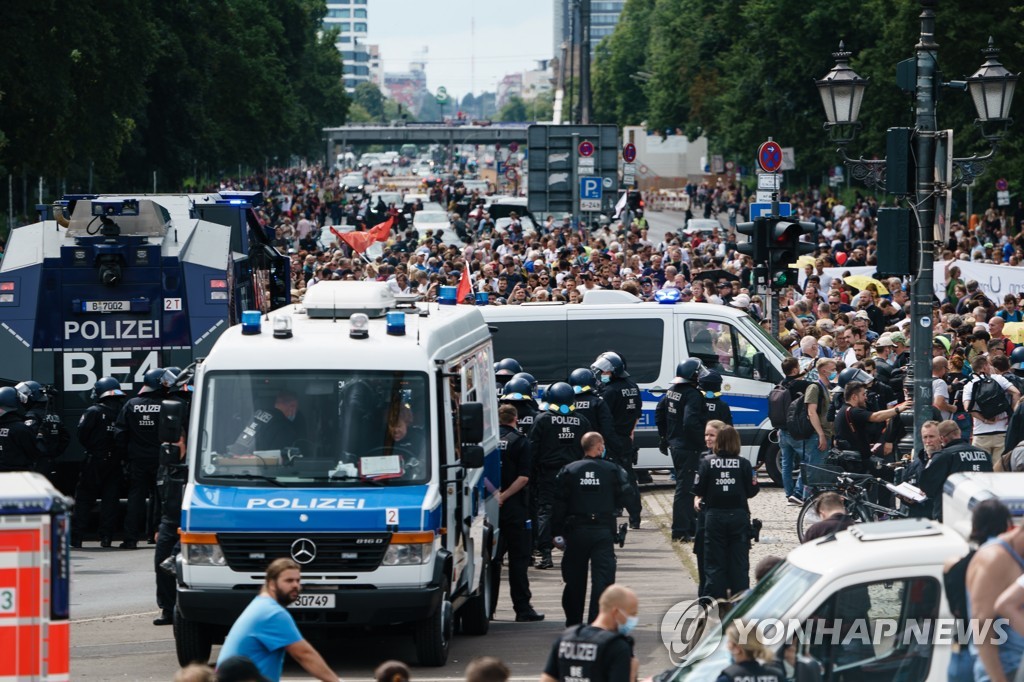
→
(591, 351, 629, 379)
(0, 387, 20, 416)
(494, 358, 522, 379)
(674, 358, 708, 383)
(568, 367, 598, 393)
(837, 367, 873, 388)
(1012, 345, 1024, 370)
(91, 377, 125, 401)
(159, 367, 179, 389)
(15, 380, 45, 405)
(511, 371, 538, 396)
(500, 377, 534, 402)
(698, 369, 723, 396)
(545, 382, 577, 414)
(140, 368, 167, 393)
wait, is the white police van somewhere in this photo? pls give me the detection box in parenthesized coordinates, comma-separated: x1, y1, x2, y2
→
(481, 291, 788, 481)
(172, 282, 500, 666)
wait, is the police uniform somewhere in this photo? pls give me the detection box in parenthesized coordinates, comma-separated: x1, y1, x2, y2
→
(514, 401, 539, 434)
(693, 452, 759, 599)
(552, 455, 634, 626)
(542, 624, 634, 682)
(597, 376, 642, 526)
(229, 406, 301, 453)
(919, 438, 993, 521)
(490, 422, 537, 619)
(24, 402, 70, 477)
(154, 390, 192, 623)
(528, 409, 591, 567)
(655, 380, 704, 540)
(0, 411, 44, 471)
(573, 390, 616, 444)
(114, 392, 164, 546)
(700, 390, 733, 425)
(715, 659, 782, 682)
(72, 394, 125, 546)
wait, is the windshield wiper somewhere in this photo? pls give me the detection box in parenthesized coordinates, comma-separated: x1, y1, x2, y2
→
(204, 473, 285, 487)
(304, 475, 386, 487)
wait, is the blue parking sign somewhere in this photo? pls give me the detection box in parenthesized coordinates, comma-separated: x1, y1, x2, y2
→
(580, 176, 602, 200)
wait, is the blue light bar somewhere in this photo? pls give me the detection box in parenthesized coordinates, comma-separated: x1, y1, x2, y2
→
(386, 311, 406, 336)
(438, 286, 458, 306)
(474, 292, 489, 306)
(241, 310, 262, 335)
(654, 288, 681, 304)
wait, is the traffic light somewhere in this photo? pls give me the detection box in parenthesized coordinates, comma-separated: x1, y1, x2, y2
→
(767, 218, 817, 289)
(736, 217, 768, 263)
(875, 207, 913, 277)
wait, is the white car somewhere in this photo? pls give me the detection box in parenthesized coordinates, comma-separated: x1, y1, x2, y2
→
(412, 210, 450, 233)
(494, 215, 538, 239)
(413, 159, 434, 177)
(370, 191, 402, 210)
(340, 173, 365, 193)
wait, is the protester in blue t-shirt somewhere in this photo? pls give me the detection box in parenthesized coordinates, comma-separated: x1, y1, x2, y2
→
(217, 558, 340, 682)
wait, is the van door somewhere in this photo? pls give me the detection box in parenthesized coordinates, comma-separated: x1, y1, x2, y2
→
(438, 366, 467, 593)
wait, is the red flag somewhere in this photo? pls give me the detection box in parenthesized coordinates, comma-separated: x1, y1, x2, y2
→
(370, 215, 395, 242)
(334, 226, 376, 254)
(456, 263, 473, 304)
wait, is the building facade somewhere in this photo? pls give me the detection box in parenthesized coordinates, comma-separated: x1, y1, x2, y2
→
(323, 0, 371, 91)
(553, 0, 624, 57)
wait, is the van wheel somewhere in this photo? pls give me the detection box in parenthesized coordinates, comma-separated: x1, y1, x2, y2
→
(764, 441, 782, 486)
(414, 580, 452, 666)
(460, 556, 492, 636)
(174, 604, 213, 666)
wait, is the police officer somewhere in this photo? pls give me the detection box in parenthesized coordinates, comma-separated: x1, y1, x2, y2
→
(16, 380, 70, 476)
(698, 370, 733, 425)
(1012, 346, 1024, 381)
(540, 584, 639, 682)
(590, 352, 642, 529)
(920, 420, 993, 521)
(512, 371, 541, 403)
(229, 390, 303, 453)
(552, 432, 635, 626)
(0, 386, 45, 471)
(494, 358, 523, 397)
(655, 359, 706, 541)
(114, 368, 170, 549)
(570, 368, 615, 442)
(501, 377, 539, 433)
(529, 382, 591, 570)
(693, 425, 759, 600)
(717, 621, 782, 682)
(490, 404, 544, 622)
(71, 377, 126, 548)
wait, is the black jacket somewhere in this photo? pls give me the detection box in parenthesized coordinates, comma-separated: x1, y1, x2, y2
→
(597, 377, 641, 458)
(920, 439, 993, 519)
(655, 381, 704, 447)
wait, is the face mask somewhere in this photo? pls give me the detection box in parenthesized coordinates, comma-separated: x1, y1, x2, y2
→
(618, 614, 639, 636)
(827, 371, 838, 382)
(600, 374, 611, 384)
(600, 448, 607, 459)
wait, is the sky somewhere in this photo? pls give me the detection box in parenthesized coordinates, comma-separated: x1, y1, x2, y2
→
(366, 0, 554, 101)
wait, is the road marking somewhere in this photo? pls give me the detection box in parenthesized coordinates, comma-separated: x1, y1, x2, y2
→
(71, 610, 159, 624)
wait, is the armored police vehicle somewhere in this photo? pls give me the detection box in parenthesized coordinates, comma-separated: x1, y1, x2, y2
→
(482, 291, 789, 482)
(0, 192, 289, 490)
(172, 281, 500, 666)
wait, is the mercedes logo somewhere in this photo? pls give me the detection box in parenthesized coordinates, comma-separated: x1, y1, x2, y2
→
(290, 538, 317, 565)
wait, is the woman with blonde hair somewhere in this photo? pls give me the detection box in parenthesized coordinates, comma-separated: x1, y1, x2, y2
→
(693, 419, 728, 595)
(716, 621, 781, 682)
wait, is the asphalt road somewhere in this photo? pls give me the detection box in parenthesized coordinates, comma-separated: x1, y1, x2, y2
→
(69, 484, 695, 681)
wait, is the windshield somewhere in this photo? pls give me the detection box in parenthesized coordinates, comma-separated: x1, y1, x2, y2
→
(738, 313, 789, 357)
(656, 562, 821, 682)
(415, 211, 449, 224)
(196, 370, 431, 487)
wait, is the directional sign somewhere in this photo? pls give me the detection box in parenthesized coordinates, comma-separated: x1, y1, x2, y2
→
(757, 174, 781, 190)
(750, 202, 792, 219)
(623, 163, 637, 175)
(997, 178, 1009, 191)
(755, 190, 774, 204)
(623, 143, 637, 163)
(757, 140, 783, 173)
(578, 140, 595, 158)
(580, 176, 603, 200)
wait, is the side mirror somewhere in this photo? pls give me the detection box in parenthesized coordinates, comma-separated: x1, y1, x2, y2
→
(158, 400, 185, 444)
(460, 402, 484, 444)
(753, 353, 781, 384)
(461, 445, 484, 469)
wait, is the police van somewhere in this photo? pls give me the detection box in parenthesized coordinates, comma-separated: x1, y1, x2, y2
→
(171, 281, 500, 666)
(651, 472, 1024, 682)
(481, 291, 788, 482)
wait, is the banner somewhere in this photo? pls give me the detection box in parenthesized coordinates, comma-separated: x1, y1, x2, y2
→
(815, 260, 1024, 303)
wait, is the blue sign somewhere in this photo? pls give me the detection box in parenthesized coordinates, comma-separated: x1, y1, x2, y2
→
(750, 202, 791, 219)
(497, 161, 506, 174)
(580, 176, 603, 200)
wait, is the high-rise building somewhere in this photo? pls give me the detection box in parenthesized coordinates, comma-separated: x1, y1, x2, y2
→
(553, 0, 624, 57)
(323, 0, 371, 91)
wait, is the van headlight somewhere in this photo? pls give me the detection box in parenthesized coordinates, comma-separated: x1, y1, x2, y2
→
(185, 543, 227, 566)
(382, 542, 433, 566)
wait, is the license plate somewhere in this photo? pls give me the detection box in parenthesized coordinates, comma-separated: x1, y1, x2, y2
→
(82, 300, 130, 313)
(289, 593, 335, 609)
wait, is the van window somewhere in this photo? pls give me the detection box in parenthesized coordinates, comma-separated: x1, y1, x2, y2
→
(567, 319, 664, 384)
(490, 320, 567, 382)
(683, 320, 758, 379)
(804, 576, 939, 682)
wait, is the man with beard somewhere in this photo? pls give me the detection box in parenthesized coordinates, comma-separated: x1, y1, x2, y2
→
(216, 558, 340, 682)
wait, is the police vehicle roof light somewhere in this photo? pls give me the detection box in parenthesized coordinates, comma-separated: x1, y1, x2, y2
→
(654, 288, 681, 304)
(350, 313, 370, 339)
(386, 311, 406, 336)
(241, 310, 262, 335)
(438, 286, 458, 305)
(90, 199, 140, 217)
(474, 292, 489, 306)
(272, 314, 293, 339)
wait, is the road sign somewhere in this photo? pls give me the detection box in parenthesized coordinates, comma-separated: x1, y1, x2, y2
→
(623, 163, 637, 175)
(580, 176, 603, 200)
(725, 160, 736, 171)
(998, 190, 1011, 207)
(623, 142, 637, 163)
(578, 140, 595, 157)
(750, 202, 792, 219)
(757, 174, 781, 190)
(509, 142, 519, 153)
(602, 177, 614, 188)
(711, 155, 725, 174)
(577, 156, 595, 168)
(505, 168, 518, 181)
(997, 178, 1009, 191)
(435, 86, 448, 103)
(755, 190, 774, 204)
(527, 124, 618, 214)
(497, 161, 506, 174)
(623, 174, 636, 186)
(757, 140, 783, 173)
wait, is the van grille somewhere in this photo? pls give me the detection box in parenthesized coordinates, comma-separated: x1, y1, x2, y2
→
(217, 533, 391, 572)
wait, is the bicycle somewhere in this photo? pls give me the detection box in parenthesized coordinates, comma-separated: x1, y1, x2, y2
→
(796, 465, 910, 542)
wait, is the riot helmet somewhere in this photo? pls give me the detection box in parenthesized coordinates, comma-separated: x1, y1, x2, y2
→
(568, 367, 598, 393)
(15, 380, 45, 405)
(511, 371, 538, 396)
(591, 351, 629, 379)
(698, 369, 723, 394)
(1011, 345, 1024, 370)
(0, 387, 20, 416)
(91, 377, 125, 400)
(500, 377, 534, 402)
(673, 358, 708, 383)
(545, 382, 577, 414)
(837, 367, 873, 388)
(494, 358, 522, 378)
(140, 368, 167, 393)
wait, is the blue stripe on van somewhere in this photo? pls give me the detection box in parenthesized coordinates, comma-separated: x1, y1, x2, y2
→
(638, 390, 768, 428)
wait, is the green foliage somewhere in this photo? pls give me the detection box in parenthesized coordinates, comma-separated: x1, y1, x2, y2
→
(592, 0, 655, 125)
(0, 0, 349, 191)
(353, 82, 386, 120)
(497, 96, 529, 122)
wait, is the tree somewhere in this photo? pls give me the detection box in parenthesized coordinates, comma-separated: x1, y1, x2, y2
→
(496, 96, 529, 122)
(592, 0, 655, 126)
(353, 82, 385, 120)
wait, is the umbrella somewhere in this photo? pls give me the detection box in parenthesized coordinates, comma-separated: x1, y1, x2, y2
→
(842, 275, 889, 295)
(693, 268, 740, 283)
(795, 254, 816, 268)
(1003, 322, 1024, 344)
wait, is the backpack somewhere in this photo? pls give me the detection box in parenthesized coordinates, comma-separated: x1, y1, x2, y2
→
(969, 374, 1012, 420)
(786, 396, 815, 439)
(768, 384, 793, 429)
(943, 549, 976, 631)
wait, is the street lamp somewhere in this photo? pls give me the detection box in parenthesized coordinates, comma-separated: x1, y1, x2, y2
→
(815, 1, 1015, 455)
